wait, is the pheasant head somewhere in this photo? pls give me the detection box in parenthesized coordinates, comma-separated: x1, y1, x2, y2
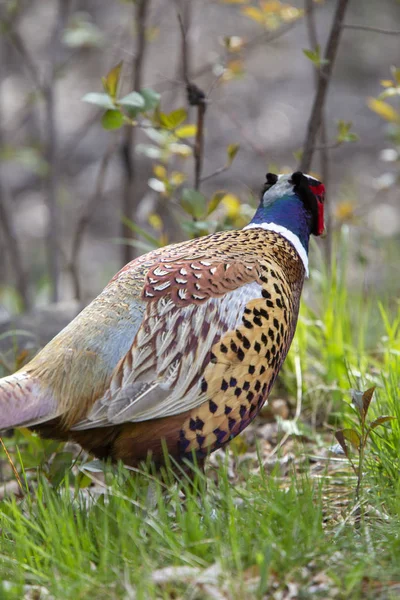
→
(245, 171, 325, 274)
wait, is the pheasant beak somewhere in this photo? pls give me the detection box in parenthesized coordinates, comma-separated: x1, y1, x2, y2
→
(310, 183, 325, 236)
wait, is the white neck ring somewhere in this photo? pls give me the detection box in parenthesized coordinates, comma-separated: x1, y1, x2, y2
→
(243, 222, 309, 277)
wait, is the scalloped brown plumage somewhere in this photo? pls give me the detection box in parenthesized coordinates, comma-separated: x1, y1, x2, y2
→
(0, 171, 324, 469)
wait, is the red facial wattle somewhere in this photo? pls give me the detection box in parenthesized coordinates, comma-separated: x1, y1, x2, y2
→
(310, 183, 325, 236)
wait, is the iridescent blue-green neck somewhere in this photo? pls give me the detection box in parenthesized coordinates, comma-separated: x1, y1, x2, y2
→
(250, 194, 313, 252)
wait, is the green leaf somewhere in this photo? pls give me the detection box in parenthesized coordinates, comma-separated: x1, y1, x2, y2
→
(337, 120, 358, 143)
(101, 109, 124, 130)
(303, 45, 329, 68)
(175, 124, 197, 138)
(334, 430, 350, 459)
(368, 98, 400, 123)
(102, 61, 122, 100)
(181, 188, 207, 219)
(82, 92, 115, 110)
(207, 191, 226, 215)
(140, 88, 161, 111)
(119, 92, 146, 109)
(159, 108, 187, 130)
(362, 386, 376, 418)
(341, 428, 361, 451)
(227, 143, 240, 165)
(370, 415, 396, 431)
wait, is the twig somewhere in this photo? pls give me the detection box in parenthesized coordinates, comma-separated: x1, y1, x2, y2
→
(44, 0, 71, 302)
(0, 186, 30, 310)
(342, 24, 400, 35)
(155, 2, 323, 93)
(68, 140, 118, 300)
(299, 0, 350, 173)
(120, 0, 150, 266)
(200, 164, 230, 184)
(304, 0, 331, 268)
(0, 45, 30, 310)
(178, 13, 207, 191)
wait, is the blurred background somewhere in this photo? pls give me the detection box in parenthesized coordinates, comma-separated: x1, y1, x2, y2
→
(0, 0, 399, 349)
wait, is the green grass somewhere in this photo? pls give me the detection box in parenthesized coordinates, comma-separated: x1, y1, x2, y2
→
(1, 226, 400, 599)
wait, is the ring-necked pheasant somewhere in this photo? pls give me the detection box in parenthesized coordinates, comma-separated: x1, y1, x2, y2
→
(0, 171, 324, 467)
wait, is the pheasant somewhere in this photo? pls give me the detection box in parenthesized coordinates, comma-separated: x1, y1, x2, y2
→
(0, 171, 324, 468)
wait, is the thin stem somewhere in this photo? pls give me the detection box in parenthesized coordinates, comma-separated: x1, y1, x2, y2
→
(121, 0, 150, 266)
(343, 24, 400, 35)
(299, 0, 350, 173)
(0, 42, 30, 310)
(177, 12, 206, 192)
(43, 0, 71, 302)
(304, 0, 331, 268)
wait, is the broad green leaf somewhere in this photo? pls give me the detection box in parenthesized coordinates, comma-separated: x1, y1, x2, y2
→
(119, 91, 146, 108)
(82, 92, 115, 110)
(175, 124, 197, 138)
(227, 143, 240, 165)
(159, 108, 187, 130)
(370, 416, 396, 430)
(140, 88, 161, 111)
(101, 109, 124, 130)
(362, 386, 376, 417)
(342, 428, 361, 451)
(334, 430, 350, 459)
(207, 191, 226, 215)
(181, 188, 207, 219)
(368, 98, 400, 123)
(102, 61, 122, 100)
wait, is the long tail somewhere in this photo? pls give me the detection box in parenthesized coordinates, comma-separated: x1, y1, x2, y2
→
(0, 371, 58, 430)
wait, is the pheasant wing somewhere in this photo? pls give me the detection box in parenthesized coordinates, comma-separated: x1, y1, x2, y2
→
(72, 257, 265, 429)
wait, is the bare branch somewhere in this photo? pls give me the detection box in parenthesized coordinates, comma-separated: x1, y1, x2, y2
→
(155, 3, 323, 93)
(43, 0, 72, 302)
(120, 0, 150, 266)
(299, 0, 350, 173)
(0, 185, 30, 310)
(177, 12, 207, 191)
(200, 164, 230, 184)
(3, 27, 42, 90)
(68, 141, 117, 301)
(177, 6, 191, 87)
(305, 0, 331, 267)
(343, 24, 400, 35)
(0, 38, 29, 310)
